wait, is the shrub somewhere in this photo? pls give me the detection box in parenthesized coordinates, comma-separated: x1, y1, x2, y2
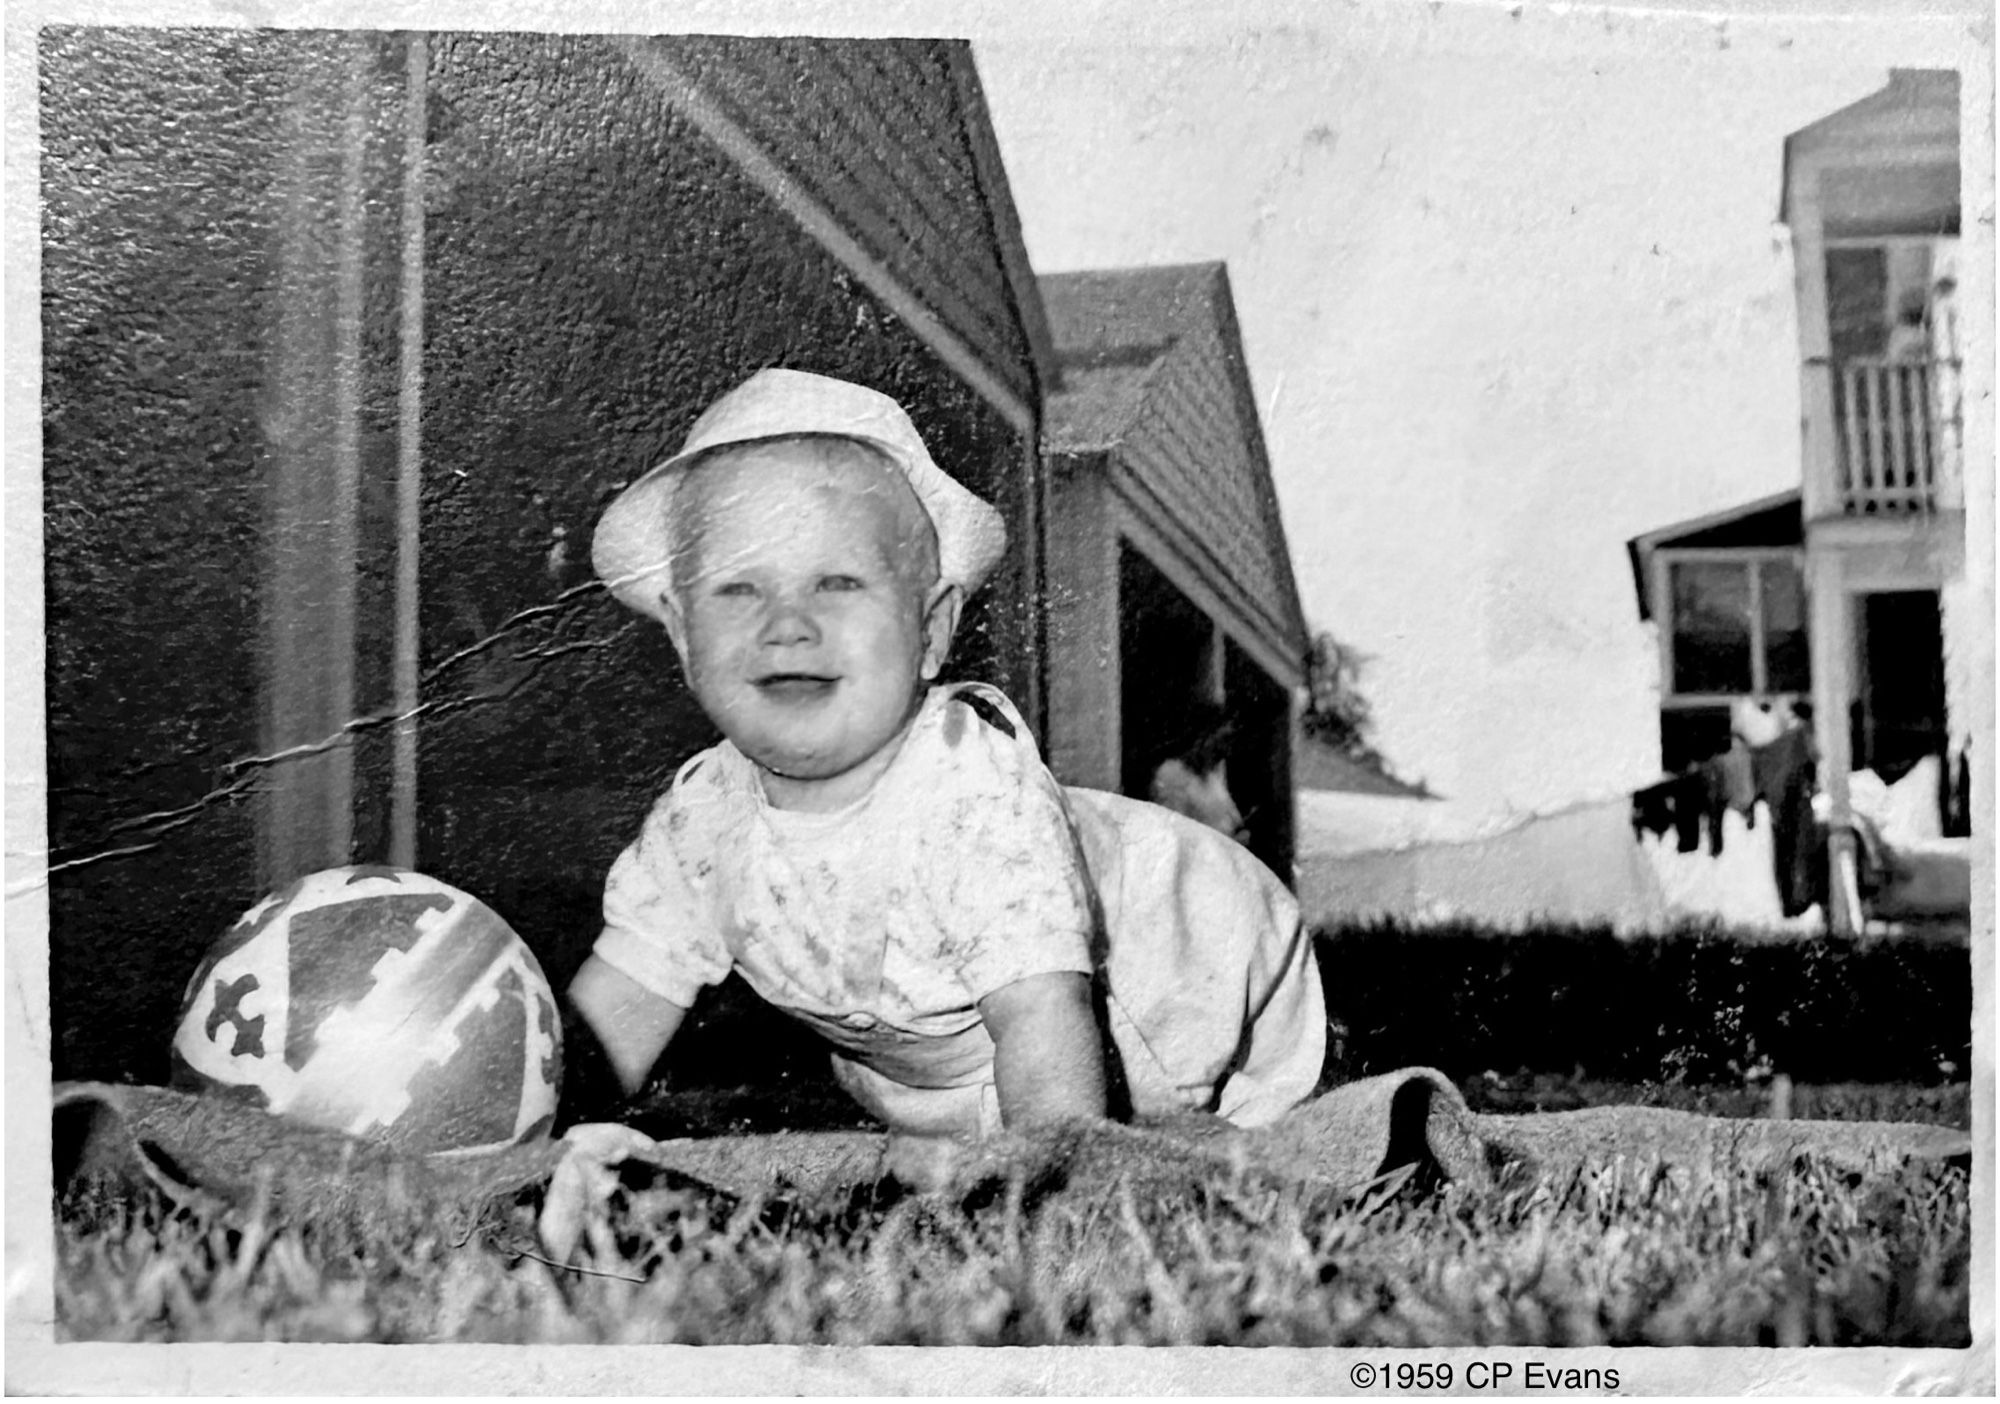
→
(1315, 919, 1968, 1086)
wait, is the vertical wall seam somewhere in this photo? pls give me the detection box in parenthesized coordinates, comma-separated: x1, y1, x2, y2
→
(391, 32, 427, 870)
(327, 35, 370, 865)
(258, 62, 312, 890)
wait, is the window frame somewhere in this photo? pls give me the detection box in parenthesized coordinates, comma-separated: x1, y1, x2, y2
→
(1652, 546, 1810, 710)
(1821, 235, 1945, 361)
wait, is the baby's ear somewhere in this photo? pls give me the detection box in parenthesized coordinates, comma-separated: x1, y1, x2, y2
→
(920, 581, 963, 681)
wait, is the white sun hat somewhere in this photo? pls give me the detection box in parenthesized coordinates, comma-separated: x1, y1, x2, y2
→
(592, 368, 1008, 626)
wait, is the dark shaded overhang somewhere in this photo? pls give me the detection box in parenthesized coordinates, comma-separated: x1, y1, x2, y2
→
(1625, 490, 1803, 621)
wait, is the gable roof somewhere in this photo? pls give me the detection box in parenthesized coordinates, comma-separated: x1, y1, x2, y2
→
(1780, 68, 1960, 228)
(1042, 264, 1206, 449)
(1624, 489, 1802, 621)
(1295, 737, 1436, 799)
(1040, 262, 1310, 677)
(633, 36, 1057, 425)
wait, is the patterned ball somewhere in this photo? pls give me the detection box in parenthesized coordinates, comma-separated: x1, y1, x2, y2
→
(170, 866, 562, 1155)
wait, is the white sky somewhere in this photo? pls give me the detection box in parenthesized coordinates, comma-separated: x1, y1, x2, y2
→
(971, 1, 1986, 814)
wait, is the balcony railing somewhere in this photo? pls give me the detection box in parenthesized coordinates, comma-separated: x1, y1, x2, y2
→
(1824, 357, 1961, 516)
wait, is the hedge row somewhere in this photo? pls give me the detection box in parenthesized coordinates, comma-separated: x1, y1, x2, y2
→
(1314, 919, 1971, 1086)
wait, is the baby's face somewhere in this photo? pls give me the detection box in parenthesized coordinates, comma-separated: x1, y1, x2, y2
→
(664, 438, 955, 811)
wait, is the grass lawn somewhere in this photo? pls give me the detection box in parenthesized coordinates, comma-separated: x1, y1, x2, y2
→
(55, 1077, 1970, 1347)
(51, 922, 1973, 1346)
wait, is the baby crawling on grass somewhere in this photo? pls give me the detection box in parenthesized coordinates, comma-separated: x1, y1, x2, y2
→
(569, 369, 1325, 1148)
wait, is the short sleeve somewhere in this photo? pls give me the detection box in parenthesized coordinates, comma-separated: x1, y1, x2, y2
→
(923, 687, 1097, 1002)
(591, 797, 733, 1009)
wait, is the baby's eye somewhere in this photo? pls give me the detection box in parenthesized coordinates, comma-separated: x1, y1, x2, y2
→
(817, 574, 865, 593)
(711, 580, 757, 599)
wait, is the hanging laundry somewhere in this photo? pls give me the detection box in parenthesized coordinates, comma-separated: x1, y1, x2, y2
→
(1672, 768, 1709, 854)
(1634, 749, 1747, 857)
(1697, 756, 1730, 856)
(1946, 742, 1972, 838)
(1752, 727, 1821, 919)
(1715, 741, 1756, 825)
(1630, 778, 1678, 841)
(1730, 697, 1788, 749)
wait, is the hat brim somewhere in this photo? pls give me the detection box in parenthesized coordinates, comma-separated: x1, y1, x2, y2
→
(591, 370, 1007, 626)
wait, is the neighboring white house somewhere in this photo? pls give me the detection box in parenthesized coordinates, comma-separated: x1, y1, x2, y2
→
(1299, 70, 1976, 938)
(1782, 68, 1971, 935)
(1624, 69, 1973, 936)
(1040, 263, 1311, 884)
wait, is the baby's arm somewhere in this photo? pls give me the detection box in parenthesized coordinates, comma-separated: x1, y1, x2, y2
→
(567, 954, 690, 1097)
(577, 785, 732, 1103)
(978, 971, 1107, 1126)
(928, 686, 1114, 1130)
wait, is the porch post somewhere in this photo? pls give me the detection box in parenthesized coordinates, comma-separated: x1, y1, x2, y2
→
(1806, 539, 1857, 933)
(1043, 453, 1122, 790)
(1790, 158, 1841, 524)
(1200, 616, 1227, 707)
(1272, 676, 1299, 888)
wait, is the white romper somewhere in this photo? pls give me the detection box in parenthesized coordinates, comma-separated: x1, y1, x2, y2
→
(593, 683, 1326, 1136)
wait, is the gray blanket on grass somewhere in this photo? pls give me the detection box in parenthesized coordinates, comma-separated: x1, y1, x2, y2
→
(54, 1071, 1969, 1242)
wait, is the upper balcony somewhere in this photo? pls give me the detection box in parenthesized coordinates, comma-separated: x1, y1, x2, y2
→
(1780, 69, 1960, 528)
(1813, 352, 1963, 517)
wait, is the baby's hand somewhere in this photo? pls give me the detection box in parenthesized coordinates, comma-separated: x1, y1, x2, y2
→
(537, 1122, 664, 1262)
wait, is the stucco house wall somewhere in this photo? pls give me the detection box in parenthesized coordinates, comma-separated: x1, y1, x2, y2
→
(39, 29, 1050, 1082)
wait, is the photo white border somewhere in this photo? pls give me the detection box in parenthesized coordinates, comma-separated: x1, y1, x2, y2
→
(7, 0, 1992, 1392)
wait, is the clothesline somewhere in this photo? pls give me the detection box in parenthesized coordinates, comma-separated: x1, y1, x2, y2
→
(1631, 725, 1820, 918)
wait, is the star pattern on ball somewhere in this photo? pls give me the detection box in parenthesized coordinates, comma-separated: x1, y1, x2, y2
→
(205, 972, 267, 1057)
(173, 868, 562, 1153)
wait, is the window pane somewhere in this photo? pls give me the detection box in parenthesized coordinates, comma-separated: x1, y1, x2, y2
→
(1662, 706, 1733, 773)
(1670, 561, 1753, 695)
(1826, 245, 1889, 361)
(1760, 559, 1811, 694)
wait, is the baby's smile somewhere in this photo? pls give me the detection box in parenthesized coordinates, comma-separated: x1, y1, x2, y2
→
(664, 438, 957, 811)
(754, 672, 840, 703)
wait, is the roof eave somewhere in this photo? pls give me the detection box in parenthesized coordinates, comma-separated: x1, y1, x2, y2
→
(943, 44, 1063, 399)
(1780, 68, 1961, 224)
(1624, 487, 1805, 621)
(1203, 264, 1311, 658)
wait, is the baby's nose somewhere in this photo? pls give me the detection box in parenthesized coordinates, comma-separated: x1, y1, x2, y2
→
(759, 594, 822, 645)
